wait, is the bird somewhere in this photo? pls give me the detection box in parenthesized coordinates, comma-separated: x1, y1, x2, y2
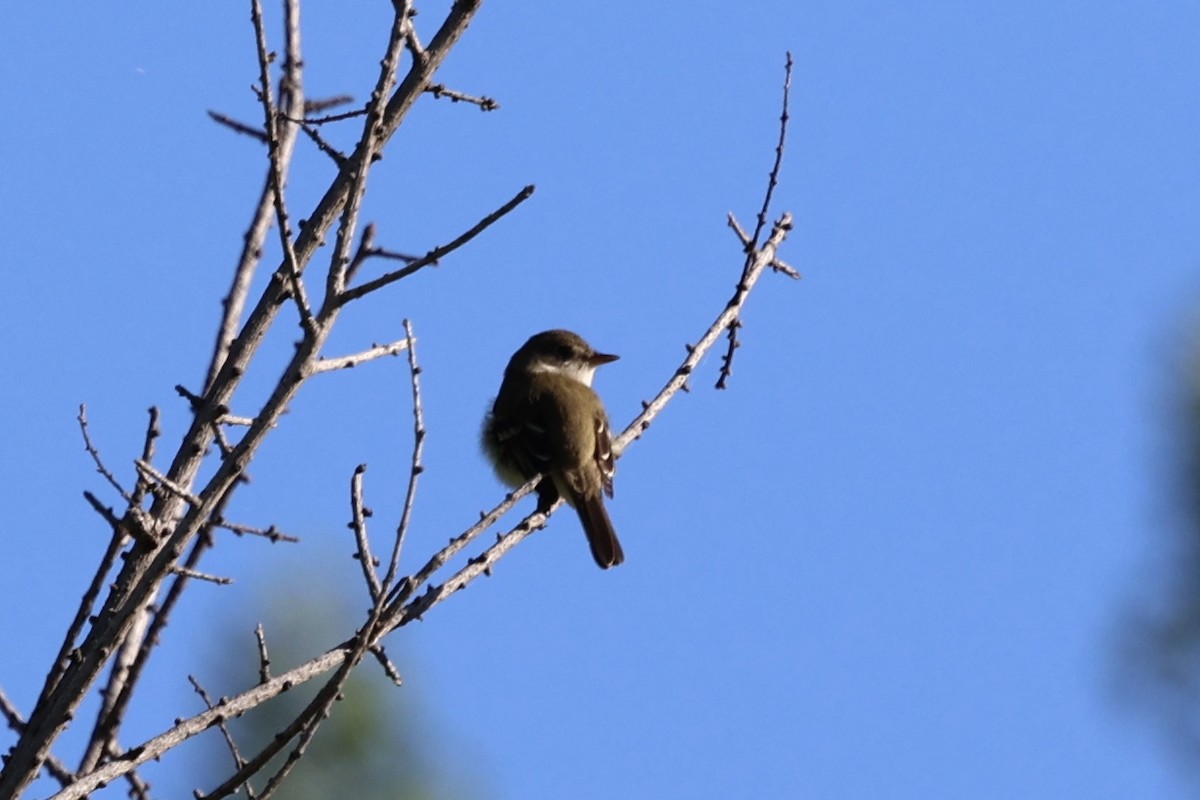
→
(482, 329, 624, 568)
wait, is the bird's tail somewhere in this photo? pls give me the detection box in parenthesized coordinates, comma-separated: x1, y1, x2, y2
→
(574, 493, 624, 569)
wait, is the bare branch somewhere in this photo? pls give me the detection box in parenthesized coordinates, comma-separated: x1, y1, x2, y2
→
(77, 598, 154, 775)
(346, 223, 422, 285)
(344, 222, 376, 286)
(202, 7, 308, 391)
(300, 122, 347, 166)
(308, 338, 411, 375)
(2, 2, 492, 794)
(770, 257, 801, 279)
(79, 490, 235, 777)
(720, 52, 795, 388)
(52, 646, 352, 799)
(748, 51, 793, 252)
(304, 94, 354, 115)
(251, 0, 315, 334)
(615, 211, 794, 450)
(77, 405, 132, 504)
(82, 490, 123, 531)
(41, 514, 129, 700)
(189, 675, 255, 799)
(170, 565, 233, 585)
(0, 688, 75, 788)
(385, 478, 541, 610)
(338, 184, 536, 305)
(206, 110, 269, 142)
(381, 320, 425, 591)
(320, 1, 413, 303)
(215, 519, 299, 543)
(349, 464, 381, 603)
(727, 213, 751, 247)
(369, 644, 404, 686)
(130, 407, 162, 507)
(135, 459, 202, 507)
(255, 624, 272, 684)
(297, 106, 367, 125)
(391, 506, 555, 626)
(426, 82, 500, 111)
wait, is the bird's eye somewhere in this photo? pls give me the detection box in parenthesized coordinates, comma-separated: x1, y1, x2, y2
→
(557, 345, 574, 360)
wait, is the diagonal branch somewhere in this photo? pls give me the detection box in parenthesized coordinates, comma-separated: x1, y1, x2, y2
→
(616, 212, 794, 451)
(426, 82, 500, 110)
(337, 184, 535, 306)
(719, 51, 794, 389)
(77, 405, 132, 504)
(189, 675, 256, 800)
(308, 338, 412, 375)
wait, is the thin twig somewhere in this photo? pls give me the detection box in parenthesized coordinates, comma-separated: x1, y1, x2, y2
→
(294, 106, 368, 125)
(619, 212, 793, 449)
(369, 644, 403, 686)
(770, 257, 801, 279)
(304, 94, 354, 114)
(255, 624, 271, 684)
(748, 51, 793, 252)
(718, 52, 795, 389)
(300, 123, 347, 166)
(338, 184, 536, 305)
(170, 565, 233, 585)
(82, 490, 124, 531)
(425, 83, 499, 110)
(343, 226, 423, 289)
(130, 407, 162, 507)
(384, 478, 540, 611)
(251, 0, 315, 334)
(349, 464, 381, 603)
(381, 320, 424, 591)
(392, 506, 556, 626)
(189, 676, 255, 799)
(77, 405, 132, 503)
(320, 1, 413, 304)
(206, 110, 269, 142)
(216, 519, 299, 543)
(308, 338, 412, 376)
(344, 222, 376, 286)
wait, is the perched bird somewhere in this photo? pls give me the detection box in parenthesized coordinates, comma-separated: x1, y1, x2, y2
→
(482, 329, 624, 568)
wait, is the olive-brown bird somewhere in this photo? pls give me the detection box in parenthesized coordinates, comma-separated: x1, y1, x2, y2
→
(482, 329, 624, 568)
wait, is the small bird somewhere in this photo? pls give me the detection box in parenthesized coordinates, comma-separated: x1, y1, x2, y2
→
(482, 329, 624, 568)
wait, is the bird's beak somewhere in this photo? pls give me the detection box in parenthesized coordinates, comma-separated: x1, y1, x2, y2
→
(590, 351, 619, 366)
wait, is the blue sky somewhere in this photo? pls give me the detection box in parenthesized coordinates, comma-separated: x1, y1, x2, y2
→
(3, 1, 1200, 797)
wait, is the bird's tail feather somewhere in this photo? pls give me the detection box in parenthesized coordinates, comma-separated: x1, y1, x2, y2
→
(574, 493, 624, 569)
